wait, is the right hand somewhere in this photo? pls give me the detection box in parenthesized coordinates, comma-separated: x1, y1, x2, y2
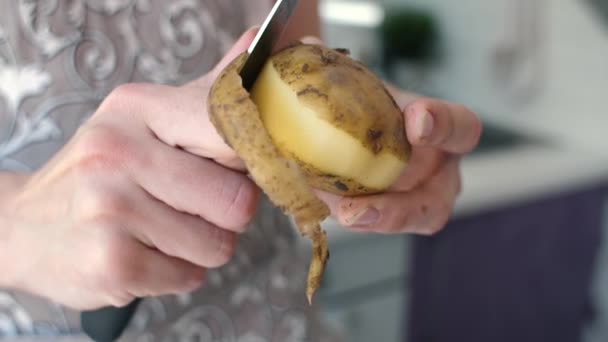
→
(0, 29, 260, 310)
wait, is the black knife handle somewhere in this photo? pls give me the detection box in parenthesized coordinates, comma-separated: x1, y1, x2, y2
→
(81, 298, 141, 342)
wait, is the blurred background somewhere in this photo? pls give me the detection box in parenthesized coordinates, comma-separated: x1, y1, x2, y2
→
(311, 0, 608, 341)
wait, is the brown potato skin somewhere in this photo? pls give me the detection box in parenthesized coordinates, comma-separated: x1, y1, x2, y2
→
(208, 52, 330, 304)
(270, 44, 411, 163)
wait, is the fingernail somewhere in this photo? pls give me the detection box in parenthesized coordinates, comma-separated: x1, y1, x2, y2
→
(415, 110, 434, 140)
(345, 207, 380, 226)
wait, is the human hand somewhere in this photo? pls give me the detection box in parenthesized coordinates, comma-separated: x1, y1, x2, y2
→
(0, 28, 261, 310)
(318, 84, 482, 235)
(295, 35, 482, 235)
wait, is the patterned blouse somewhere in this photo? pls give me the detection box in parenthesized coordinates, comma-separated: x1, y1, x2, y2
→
(0, 1, 338, 341)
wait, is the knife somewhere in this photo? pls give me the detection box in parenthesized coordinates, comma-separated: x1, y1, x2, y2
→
(240, 0, 300, 90)
(80, 1, 299, 341)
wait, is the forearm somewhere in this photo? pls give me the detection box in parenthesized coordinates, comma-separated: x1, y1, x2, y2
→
(0, 171, 29, 288)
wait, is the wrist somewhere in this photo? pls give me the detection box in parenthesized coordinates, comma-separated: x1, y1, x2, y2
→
(0, 172, 29, 288)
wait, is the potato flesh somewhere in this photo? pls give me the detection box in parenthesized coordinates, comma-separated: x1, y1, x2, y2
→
(251, 61, 406, 191)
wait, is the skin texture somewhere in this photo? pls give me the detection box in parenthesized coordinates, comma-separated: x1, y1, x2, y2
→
(208, 52, 330, 304)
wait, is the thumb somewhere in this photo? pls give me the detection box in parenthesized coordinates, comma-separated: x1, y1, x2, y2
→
(211, 26, 261, 78)
(189, 26, 260, 88)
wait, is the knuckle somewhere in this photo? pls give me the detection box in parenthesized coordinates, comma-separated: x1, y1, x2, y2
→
(412, 97, 434, 108)
(88, 227, 140, 291)
(222, 179, 259, 231)
(209, 229, 236, 267)
(177, 269, 206, 294)
(99, 83, 145, 113)
(421, 220, 445, 236)
(73, 125, 132, 172)
(417, 229, 434, 236)
(80, 190, 132, 220)
(86, 230, 122, 289)
(437, 197, 454, 219)
(107, 293, 134, 308)
(455, 103, 469, 114)
(414, 198, 452, 236)
(426, 204, 452, 236)
(417, 220, 444, 236)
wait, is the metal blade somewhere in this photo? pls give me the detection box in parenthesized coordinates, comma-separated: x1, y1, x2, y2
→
(239, 0, 299, 90)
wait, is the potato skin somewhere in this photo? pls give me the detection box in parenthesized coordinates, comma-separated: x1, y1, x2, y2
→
(208, 52, 330, 304)
(270, 44, 411, 163)
(207, 52, 329, 228)
(293, 155, 380, 196)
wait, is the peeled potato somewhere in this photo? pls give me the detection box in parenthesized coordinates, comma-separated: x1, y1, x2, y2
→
(251, 44, 410, 195)
(208, 44, 410, 304)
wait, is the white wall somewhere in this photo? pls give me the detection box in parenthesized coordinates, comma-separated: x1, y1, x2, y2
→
(377, 0, 608, 152)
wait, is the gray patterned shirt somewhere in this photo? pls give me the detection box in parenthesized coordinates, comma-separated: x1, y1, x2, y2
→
(0, 1, 335, 341)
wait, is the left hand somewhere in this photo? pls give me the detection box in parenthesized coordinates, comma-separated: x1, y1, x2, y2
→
(317, 83, 482, 236)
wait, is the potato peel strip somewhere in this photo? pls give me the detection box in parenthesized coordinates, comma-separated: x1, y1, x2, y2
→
(208, 53, 330, 304)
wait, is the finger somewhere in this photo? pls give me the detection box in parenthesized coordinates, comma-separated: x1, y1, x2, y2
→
(125, 244, 206, 298)
(389, 146, 444, 192)
(128, 187, 238, 268)
(404, 98, 482, 154)
(113, 83, 244, 170)
(191, 26, 260, 86)
(99, 30, 263, 171)
(300, 36, 324, 45)
(210, 26, 259, 78)
(186, 26, 260, 167)
(315, 151, 441, 218)
(132, 138, 259, 232)
(314, 148, 444, 217)
(335, 157, 461, 235)
(385, 82, 421, 109)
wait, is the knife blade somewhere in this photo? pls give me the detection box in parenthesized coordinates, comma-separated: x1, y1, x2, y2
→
(80, 2, 299, 341)
(240, 0, 300, 90)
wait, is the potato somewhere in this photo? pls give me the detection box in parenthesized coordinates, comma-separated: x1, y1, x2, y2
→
(250, 44, 410, 195)
(208, 44, 410, 304)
